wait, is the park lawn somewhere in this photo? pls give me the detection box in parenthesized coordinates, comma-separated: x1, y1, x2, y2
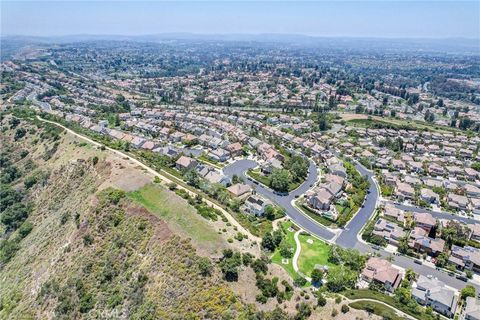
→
(127, 183, 224, 251)
(349, 301, 404, 320)
(271, 221, 297, 279)
(297, 234, 336, 275)
(295, 200, 335, 227)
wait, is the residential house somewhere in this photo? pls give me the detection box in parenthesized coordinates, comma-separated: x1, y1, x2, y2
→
(412, 275, 458, 318)
(226, 183, 252, 198)
(306, 188, 334, 211)
(244, 195, 272, 216)
(413, 212, 436, 233)
(226, 142, 243, 157)
(361, 257, 402, 292)
(463, 297, 480, 320)
(448, 193, 469, 211)
(396, 182, 415, 201)
(261, 158, 283, 174)
(204, 170, 231, 186)
(175, 156, 198, 171)
(449, 245, 480, 273)
(373, 218, 406, 246)
(420, 188, 440, 204)
(208, 148, 230, 162)
(383, 204, 405, 223)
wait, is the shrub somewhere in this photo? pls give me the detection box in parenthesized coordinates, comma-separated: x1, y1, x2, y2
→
(317, 294, 327, 307)
(331, 308, 338, 317)
(341, 304, 349, 313)
(198, 257, 213, 276)
(293, 277, 307, 287)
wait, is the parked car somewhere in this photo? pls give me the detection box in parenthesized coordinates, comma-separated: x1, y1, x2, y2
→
(414, 259, 423, 265)
(456, 275, 468, 282)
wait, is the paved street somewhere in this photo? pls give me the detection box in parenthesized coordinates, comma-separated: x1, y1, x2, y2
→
(223, 157, 479, 292)
(223, 158, 337, 240)
(392, 203, 477, 225)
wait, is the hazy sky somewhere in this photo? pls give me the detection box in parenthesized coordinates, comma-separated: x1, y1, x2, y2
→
(2, 1, 479, 38)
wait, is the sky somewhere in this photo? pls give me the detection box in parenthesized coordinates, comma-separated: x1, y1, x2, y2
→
(1, 1, 479, 39)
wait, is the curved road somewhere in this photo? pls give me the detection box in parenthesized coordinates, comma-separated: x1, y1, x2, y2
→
(223, 157, 479, 292)
(223, 159, 336, 241)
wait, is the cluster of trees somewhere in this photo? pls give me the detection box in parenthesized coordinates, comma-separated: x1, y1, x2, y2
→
(326, 245, 366, 292)
(337, 161, 370, 227)
(0, 186, 34, 264)
(268, 155, 309, 193)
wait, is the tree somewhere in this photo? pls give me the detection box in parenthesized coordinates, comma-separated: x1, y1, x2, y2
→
(294, 302, 312, 320)
(326, 266, 357, 292)
(269, 169, 291, 193)
(404, 268, 417, 283)
(183, 169, 200, 187)
(279, 240, 293, 259)
(264, 205, 276, 220)
(435, 252, 449, 268)
(341, 305, 349, 313)
(311, 268, 323, 285)
(317, 293, 327, 306)
(198, 257, 213, 276)
(318, 113, 329, 131)
(461, 286, 476, 301)
(293, 277, 307, 287)
(261, 233, 276, 251)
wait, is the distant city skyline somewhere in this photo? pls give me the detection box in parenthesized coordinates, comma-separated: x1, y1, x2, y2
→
(1, 1, 479, 39)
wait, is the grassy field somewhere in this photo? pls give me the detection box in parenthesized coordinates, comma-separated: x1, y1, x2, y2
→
(297, 233, 336, 275)
(128, 183, 224, 251)
(271, 221, 297, 279)
(349, 301, 404, 320)
(295, 200, 335, 227)
(345, 115, 462, 134)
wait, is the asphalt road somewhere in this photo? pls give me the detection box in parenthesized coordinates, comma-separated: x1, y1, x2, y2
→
(392, 203, 477, 225)
(223, 158, 336, 241)
(223, 157, 479, 292)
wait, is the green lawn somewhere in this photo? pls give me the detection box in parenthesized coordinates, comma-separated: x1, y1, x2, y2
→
(247, 169, 271, 187)
(349, 301, 404, 320)
(197, 155, 224, 168)
(127, 183, 224, 251)
(297, 234, 336, 275)
(295, 200, 335, 227)
(247, 169, 303, 192)
(271, 221, 297, 279)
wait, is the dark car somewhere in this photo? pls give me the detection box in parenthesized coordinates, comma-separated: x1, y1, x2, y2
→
(456, 275, 468, 282)
(414, 259, 423, 265)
